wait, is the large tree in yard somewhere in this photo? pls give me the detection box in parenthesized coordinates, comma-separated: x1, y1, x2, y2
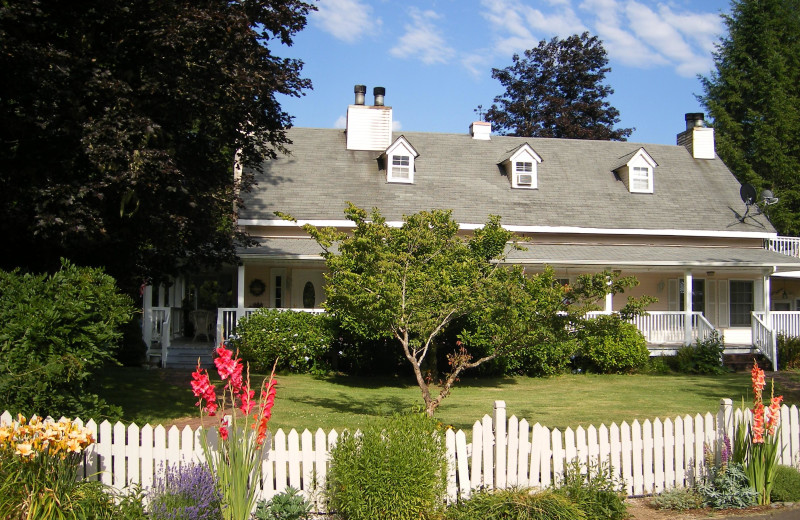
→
(299, 204, 645, 416)
(486, 32, 633, 141)
(699, 0, 800, 236)
(0, 0, 314, 291)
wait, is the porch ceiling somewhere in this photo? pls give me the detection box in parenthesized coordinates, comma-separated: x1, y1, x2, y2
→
(238, 238, 326, 260)
(504, 243, 800, 271)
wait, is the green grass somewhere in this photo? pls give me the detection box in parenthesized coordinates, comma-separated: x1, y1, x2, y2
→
(98, 367, 770, 433)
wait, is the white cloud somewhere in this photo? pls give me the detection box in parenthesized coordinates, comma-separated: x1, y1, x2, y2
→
(390, 8, 455, 65)
(392, 120, 402, 131)
(334, 115, 347, 129)
(480, 0, 585, 56)
(312, 0, 380, 44)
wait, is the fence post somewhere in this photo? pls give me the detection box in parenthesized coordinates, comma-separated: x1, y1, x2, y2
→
(494, 401, 506, 489)
(716, 398, 733, 464)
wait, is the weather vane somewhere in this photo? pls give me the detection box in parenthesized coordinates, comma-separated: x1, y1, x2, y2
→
(474, 105, 484, 121)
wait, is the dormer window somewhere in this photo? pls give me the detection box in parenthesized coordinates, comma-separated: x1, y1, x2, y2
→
(383, 136, 418, 184)
(500, 143, 542, 189)
(613, 148, 657, 194)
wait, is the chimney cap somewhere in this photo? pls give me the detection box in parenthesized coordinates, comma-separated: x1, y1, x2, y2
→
(354, 85, 366, 94)
(373, 86, 385, 96)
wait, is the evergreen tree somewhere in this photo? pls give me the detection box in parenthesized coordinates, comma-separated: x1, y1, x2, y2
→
(486, 32, 633, 141)
(699, 0, 800, 235)
(0, 0, 314, 290)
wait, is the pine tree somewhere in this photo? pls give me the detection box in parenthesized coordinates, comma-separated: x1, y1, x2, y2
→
(699, 0, 800, 235)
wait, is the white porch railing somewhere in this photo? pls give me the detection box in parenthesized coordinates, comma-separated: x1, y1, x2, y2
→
(216, 307, 325, 346)
(765, 236, 800, 258)
(751, 313, 778, 371)
(144, 307, 183, 368)
(588, 311, 715, 345)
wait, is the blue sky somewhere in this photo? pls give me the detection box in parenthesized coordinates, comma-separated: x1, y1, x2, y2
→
(277, 0, 731, 145)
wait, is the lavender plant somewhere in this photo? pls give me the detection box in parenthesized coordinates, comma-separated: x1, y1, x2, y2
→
(148, 463, 223, 520)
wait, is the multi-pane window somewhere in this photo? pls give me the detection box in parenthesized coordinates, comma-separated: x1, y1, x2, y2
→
(391, 155, 410, 180)
(274, 275, 283, 308)
(631, 166, 652, 192)
(729, 280, 754, 327)
(679, 279, 705, 313)
(514, 161, 535, 187)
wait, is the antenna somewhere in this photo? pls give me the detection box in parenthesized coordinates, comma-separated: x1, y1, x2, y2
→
(738, 183, 778, 222)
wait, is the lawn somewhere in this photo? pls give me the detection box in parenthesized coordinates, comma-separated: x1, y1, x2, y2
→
(97, 367, 785, 433)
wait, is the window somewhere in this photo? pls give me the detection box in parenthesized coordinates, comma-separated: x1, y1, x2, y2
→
(391, 155, 410, 180)
(631, 166, 652, 192)
(679, 279, 705, 312)
(302, 281, 316, 309)
(274, 275, 283, 308)
(729, 280, 754, 327)
(515, 161, 534, 186)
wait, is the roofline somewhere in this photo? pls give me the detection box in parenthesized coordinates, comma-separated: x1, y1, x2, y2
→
(238, 219, 777, 240)
(505, 259, 795, 269)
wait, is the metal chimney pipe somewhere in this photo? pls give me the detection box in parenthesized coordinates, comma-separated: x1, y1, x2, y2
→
(373, 87, 385, 107)
(685, 112, 704, 130)
(354, 85, 366, 106)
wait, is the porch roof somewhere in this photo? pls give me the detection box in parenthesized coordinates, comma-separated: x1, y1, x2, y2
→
(504, 243, 800, 271)
(238, 238, 326, 260)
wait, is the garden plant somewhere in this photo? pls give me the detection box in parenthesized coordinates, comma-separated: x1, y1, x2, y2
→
(191, 345, 278, 520)
(148, 462, 223, 520)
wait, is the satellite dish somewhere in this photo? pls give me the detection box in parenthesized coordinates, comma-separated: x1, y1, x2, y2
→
(740, 183, 757, 205)
(760, 189, 779, 206)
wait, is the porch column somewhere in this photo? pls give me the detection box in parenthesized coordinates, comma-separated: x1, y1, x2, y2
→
(684, 271, 693, 345)
(142, 284, 153, 347)
(158, 283, 166, 307)
(237, 264, 246, 316)
(604, 277, 613, 313)
(762, 270, 771, 326)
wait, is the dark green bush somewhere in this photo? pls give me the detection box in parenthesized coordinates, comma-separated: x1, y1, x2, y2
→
(116, 316, 148, 367)
(672, 331, 727, 374)
(0, 260, 133, 419)
(576, 315, 649, 373)
(777, 334, 800, 370)
(771, 465, 800, 502)
(254, 487, 312, 520)
(652, 487, 704, 511)
(326, 413, 448, 520)
(554, 459, 627, 520)
(232, 309, 333, 374)
(446, 488, 585, 520)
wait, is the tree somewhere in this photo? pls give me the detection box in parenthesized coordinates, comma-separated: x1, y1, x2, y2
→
(699, 0, 800, 236)
(299, 204, 645, 416)
(485, 32, 633, 140)
(0, 0, 314, 291)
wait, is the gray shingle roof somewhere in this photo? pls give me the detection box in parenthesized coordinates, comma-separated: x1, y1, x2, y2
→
(239, 128, 774, 234)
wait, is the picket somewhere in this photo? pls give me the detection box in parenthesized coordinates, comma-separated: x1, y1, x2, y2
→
(3, 398, 800, 511)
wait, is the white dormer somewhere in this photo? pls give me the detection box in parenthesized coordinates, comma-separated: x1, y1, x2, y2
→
(383, 136, 419, 184)
(500, 143, 543, 189)
(614, 148, 657, 194)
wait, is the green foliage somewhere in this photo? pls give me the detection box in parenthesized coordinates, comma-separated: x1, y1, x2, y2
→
(696, 462, 758, 509)
(254, 487, 312, 520)
(446, 488, 586, 520)
(486, 32, 633, 140)
(554, 459, 627, 520)
(0, 260, 134, 419)
(770, 465, 800, 502)
(232, 309, 333, 374)
(576, 315, 649, 374)
(699, 0, 800, 236)
(640, 356, 671, 375)
(672, 332, 727, 375)
(777, 334, 800, 370)
(147, 463, 223, 520)
(117, 316, 148, 367)
(652, 487, 704, 511)
(0, 0, 315, 288)
(326, 413, 448, 520)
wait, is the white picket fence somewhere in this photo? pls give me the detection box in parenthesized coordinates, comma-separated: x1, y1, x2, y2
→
(3, 399, 800, 509)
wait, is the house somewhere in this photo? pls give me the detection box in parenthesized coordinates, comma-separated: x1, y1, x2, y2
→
(142, 86, 800, 370)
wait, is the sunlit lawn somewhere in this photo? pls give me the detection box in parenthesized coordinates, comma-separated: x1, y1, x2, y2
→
(97, 367, 779, 433)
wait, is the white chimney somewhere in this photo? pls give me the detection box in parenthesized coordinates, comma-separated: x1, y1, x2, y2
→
(346, 85, 392, 151)
(470, 121, 491, 140)
(677, 112, 715, 159)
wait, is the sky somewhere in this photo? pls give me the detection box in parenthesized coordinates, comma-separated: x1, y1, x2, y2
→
(276, 0, 732, 145)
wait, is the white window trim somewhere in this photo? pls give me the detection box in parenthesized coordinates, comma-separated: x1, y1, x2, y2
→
(630, 165, 653, 193)
(624, 149, 657, 194)
(509, 145, 542, 190)
(385, 136, 418, 184)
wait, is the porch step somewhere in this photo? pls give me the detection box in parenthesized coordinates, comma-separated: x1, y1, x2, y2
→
(723, 352, 769, 372)
(164, 346, 215, 370)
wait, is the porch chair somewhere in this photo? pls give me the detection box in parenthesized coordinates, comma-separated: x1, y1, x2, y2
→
(190, 309, 215, 342)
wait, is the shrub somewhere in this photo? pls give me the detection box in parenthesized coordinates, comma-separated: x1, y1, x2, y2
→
(254, 487, 312, 520)
(0, 260, 134, 419)
(326, 413, 448, 520)
(576, 315, 649, 373)
(445, 488, 585, 520)
(148, 463, 223, 520)
(652, 487, 703, 511)
(116, 316, 148, 367)
(771, 465, 800, 502)
(777, 334, 800, 370)
(232, 309, 333, 374)
(672, 331, 727, 375)
(554, 459, 626, 520)
(696, 462, 758, 509)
